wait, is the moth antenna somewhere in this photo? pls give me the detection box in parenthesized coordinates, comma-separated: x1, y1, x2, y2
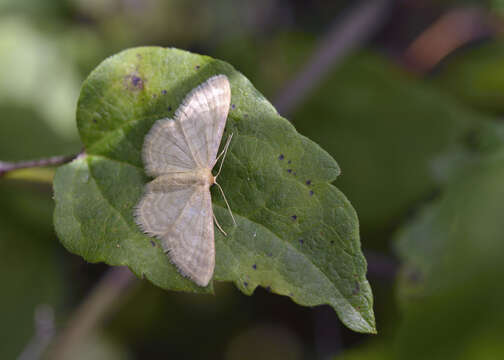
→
(215, 133, 233, 179)
(214, 181, 237, 226)
(213, 213, 227, 236)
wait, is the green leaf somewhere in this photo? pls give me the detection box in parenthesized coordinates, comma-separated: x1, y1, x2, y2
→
(53, 47, 375, 333)
(394, 149, 504, 358)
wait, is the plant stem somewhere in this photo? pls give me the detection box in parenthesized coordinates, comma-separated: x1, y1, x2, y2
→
(47, 267, 137, 360)
(0, 153, 81, 178)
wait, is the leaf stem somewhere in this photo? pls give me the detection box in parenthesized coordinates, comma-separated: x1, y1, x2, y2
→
(47, 266, 137, 360)
(0, 152, 82, 179)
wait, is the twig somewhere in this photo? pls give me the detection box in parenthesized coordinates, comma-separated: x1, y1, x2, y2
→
(274, 0, 393, 116)
(47, 267, 137, 360)
(0, 153, 81, 178)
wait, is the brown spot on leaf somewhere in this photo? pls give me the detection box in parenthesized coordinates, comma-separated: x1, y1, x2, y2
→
(352, 282, 360, 295)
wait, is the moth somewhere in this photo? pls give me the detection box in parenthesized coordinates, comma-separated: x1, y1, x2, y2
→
(135, 74, 235, 287)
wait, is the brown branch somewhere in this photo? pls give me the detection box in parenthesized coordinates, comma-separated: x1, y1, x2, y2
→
(274, 0, 393, 116)
(0, 153, 81, 178)
(47, 267, 137, 360)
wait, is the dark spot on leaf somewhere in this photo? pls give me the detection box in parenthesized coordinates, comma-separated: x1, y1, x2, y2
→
(299, 239, 304, 244)
(93, 119, 97, 123)
(352, 282, 360, 295)
(293, 172, 297, 176)
(306, 180, 311, 185)
(132, 76, 143, 88)
(231, 104, 236, 109)
(279, 154, 284, 160)
(265, 286, 271, 292)
(309, 190, 314, 196)
(331, 240, 334, 245)
(152, 94, 157, 99)
(195, 65, 200, 69)
(125, 73, 144, 91)
(244, 281, 248, 287)
(168, 106, 172, 111)
(287, 169, 292, 173)
(252, 264, 257, 270)
(150, 240, 156, 247)
(161, 89, 167, 95)
(291, 215, 297, 221)
(288, 160, 292, 164)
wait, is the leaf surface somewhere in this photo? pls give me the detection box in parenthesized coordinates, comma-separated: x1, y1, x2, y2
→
(53, 47, 375, 333)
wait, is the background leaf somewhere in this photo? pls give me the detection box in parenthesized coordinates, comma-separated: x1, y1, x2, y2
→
(53, 47, 375, 333)
(394, 145, 504, 359)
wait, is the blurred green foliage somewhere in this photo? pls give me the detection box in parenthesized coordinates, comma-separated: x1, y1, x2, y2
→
(395, 148, 504, 359)
(435, 42, 504, 115)
(0, 181, 63, 359)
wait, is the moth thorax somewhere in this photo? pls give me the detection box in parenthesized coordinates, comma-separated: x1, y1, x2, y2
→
(196, 167, 215, 187)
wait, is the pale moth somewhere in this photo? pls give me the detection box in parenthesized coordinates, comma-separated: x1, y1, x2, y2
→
(135, 74, 236, 287)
